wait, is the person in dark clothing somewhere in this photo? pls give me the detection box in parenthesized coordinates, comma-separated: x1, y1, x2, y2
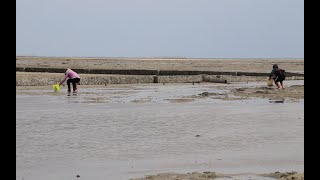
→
(269, 64, 286, 89)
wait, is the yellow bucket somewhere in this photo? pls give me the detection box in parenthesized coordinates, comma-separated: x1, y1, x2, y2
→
(53, 84, 60, 92)
(267, 78, 273, 86)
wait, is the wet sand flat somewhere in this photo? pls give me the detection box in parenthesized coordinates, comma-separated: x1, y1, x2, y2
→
(16, 57, 304, 179)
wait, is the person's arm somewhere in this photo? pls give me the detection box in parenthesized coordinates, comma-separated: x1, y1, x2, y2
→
(59, 74, 68, 86)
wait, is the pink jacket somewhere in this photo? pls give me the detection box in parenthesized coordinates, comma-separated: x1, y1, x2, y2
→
(59, 69, 80, 85)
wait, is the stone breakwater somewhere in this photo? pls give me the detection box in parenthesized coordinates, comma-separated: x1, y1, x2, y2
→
(16, 71, 304, 86)
(16, 67, 304, 76)
(16, 57, 304, 86)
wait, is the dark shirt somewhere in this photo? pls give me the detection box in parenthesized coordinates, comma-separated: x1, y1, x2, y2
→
(269, 69, 285, 79)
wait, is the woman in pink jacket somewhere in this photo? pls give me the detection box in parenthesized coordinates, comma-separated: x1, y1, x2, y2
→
(59, 68, 81, 92)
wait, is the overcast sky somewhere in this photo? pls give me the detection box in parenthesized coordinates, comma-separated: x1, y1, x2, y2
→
(16, 0, 304, 58)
